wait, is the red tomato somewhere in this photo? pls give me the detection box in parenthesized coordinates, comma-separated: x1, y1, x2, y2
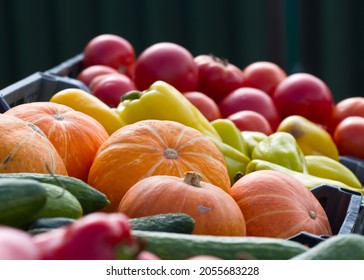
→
(242, 61, 287, 96)
(133, 42, 198, 92)
(333, 116, 364, 159)
(328, 97, 364, 134)
(90, 73, 137, 108)
(183, 91, 221, 122)
(83, 34, 135, 74)
(227, 110, 273, 135)
(194, 54, 245, 103)
(76, 65, 118, 87)
(219, 87, 281, 131)
(272, 73, 335, 126)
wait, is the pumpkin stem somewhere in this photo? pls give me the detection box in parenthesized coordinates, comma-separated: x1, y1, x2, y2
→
(183, 171, 202, 187)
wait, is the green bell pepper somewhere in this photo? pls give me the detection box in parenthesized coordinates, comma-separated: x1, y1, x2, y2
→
(210, 118, 249, 157)
(251, 132, 308, 173)
(240, 131, 268, 158)
(207, 136, 251, 185)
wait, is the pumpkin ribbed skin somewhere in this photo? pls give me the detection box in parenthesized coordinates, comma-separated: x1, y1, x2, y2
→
(88, 120, 230, 212)
(5, 102, 109, 181)
(119, 172, 246, 236)
(0, 114, 67, 175)
(230, 170, 332, 239)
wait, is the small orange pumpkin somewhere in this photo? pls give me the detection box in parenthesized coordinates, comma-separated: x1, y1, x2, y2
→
(88, 119, 231, 212)
(119, 171, 246, 236)
(0, 113, 67, 174)
(5, 102, 109, 181)
(230, 170, 332, 238)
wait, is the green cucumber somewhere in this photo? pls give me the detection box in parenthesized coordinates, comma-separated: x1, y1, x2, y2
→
(130, 213, 195, 234)
(28, 217, 75, 234)
(131, 230, 308, 260)
(0, 173, 109, 213)
(291, 234, 364, 260)
(33, 183, 83, 220)
(28, 213, 195, 235)
(29, 217, 75, 229)
(0, 178, 47, 228)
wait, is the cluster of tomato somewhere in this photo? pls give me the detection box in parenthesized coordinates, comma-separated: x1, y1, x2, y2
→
(77, 34, 364, 160)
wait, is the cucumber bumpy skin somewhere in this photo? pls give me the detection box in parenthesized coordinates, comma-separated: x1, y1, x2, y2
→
(131, 230, 308, 260)
(130, 213, 195, 234)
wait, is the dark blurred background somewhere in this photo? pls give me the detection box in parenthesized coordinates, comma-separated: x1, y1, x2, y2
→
(1, 0, 363, 102)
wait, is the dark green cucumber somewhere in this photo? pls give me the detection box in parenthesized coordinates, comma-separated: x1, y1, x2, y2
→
(0, 178, 47, 228)
(0, 173, 109, 214)
(131, 230, 308, 260)
(130, 213, 195, 234)
(291, 234, 364, 260)
(33, 183, 83, 220)
(28, 217, 75, 234)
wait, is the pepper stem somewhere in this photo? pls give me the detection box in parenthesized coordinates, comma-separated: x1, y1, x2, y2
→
(121, 90, 143, 101)
(183, 171, 202, 187)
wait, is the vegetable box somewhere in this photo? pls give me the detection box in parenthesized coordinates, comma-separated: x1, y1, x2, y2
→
(0, 53, 87, 113)
(0, 53, 363, 248)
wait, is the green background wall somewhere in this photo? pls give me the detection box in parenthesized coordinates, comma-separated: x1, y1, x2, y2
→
(1, 0, 363, 102)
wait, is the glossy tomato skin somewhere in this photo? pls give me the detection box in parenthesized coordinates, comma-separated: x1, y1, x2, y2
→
(90, 73, 137, 108)
(194, 55, 245, 103)
(333, 116, 364, 159)
(227, 110, 273, 135)
(183, 91, 221, 122)
(272, 73, 335, 126)
(133, 42, 198, 92)
(242, 61, 287, 96)
(328, 97, 364, 134)
(76, 65, 118, 87)
(219, 87, 281, 131)
(83, 34, 135, 74)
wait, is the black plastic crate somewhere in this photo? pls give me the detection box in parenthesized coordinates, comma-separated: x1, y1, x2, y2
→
(45, 53, 84, 78)
(288, 184, 364, 247)
(0, 71, 89, 112)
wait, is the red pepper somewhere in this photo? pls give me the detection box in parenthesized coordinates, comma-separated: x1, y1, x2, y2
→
(135, 251, 160, 260)
(0, 226, 41, 260)
(33, 212, 134, 260)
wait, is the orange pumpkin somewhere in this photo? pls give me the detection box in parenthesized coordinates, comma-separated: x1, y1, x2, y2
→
(230, 170, 332, 238)
(88, 119, 231, 212)
(0, 113, 67, 174)
(5, 102, 109, 181)
(119, 171, 246, 236)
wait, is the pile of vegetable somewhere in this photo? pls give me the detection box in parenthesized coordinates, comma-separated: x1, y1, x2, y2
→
(1, 33, 364, 260)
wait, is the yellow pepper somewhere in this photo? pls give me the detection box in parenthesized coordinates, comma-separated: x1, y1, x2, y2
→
(246, 159, 364, 195)
(277, 115, 339, 161)
(116, 81, 221, 141)
(305, 155, 362, 189)
(50, 88, 126, 135)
